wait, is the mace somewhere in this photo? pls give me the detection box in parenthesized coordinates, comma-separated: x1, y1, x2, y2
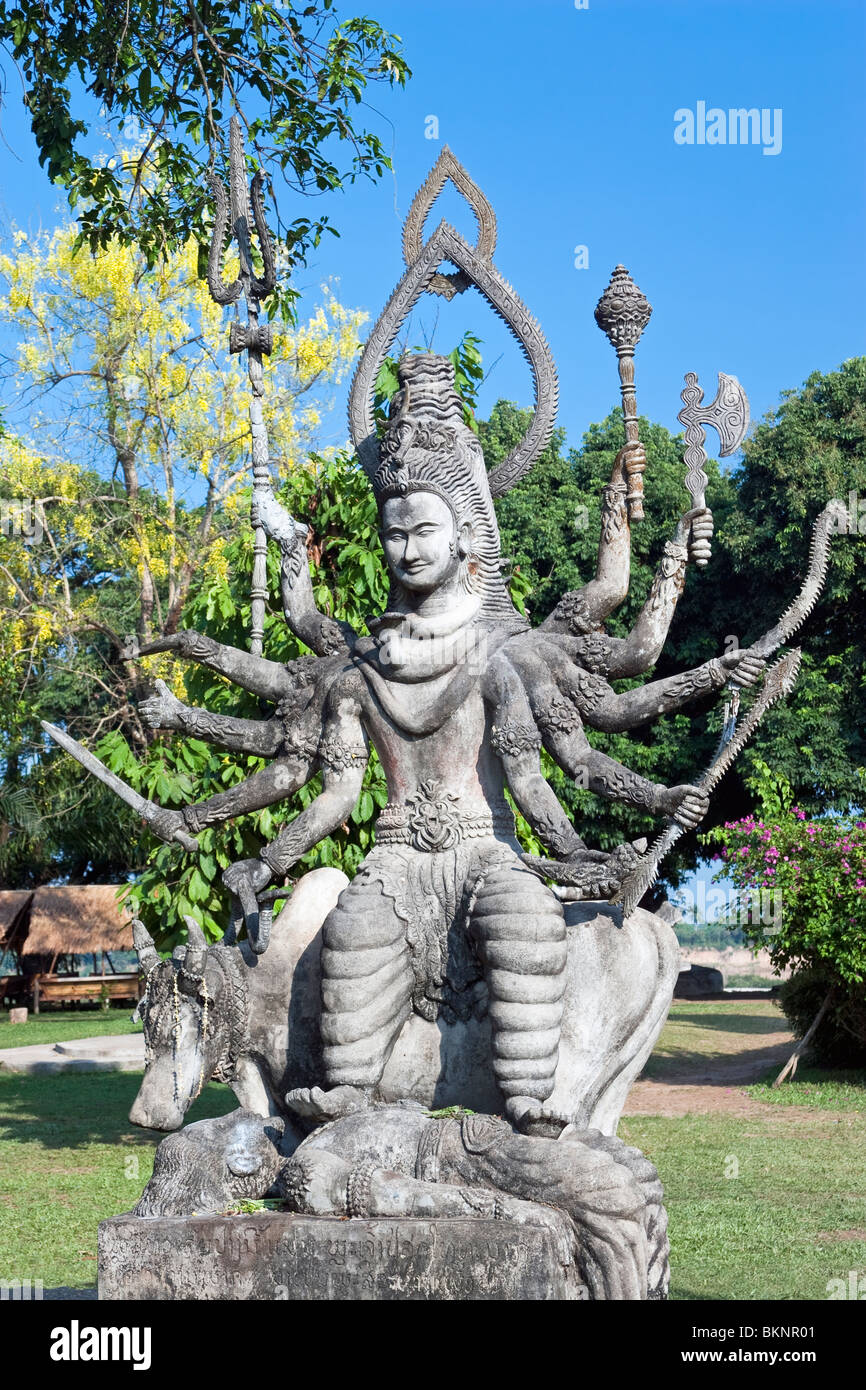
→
(594, 265, 652, 521)
(206, 117, 278, 656)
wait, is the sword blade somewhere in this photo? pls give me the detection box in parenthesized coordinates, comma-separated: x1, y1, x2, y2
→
(41, 721, 199, 852)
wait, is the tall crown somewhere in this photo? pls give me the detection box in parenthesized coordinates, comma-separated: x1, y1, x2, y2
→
(375, 354, 524, 630)
(348, 149, 560, 633)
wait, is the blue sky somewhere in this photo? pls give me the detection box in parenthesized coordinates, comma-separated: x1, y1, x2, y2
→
(0, 0, 863, 453)
(1, 1, 860, 909)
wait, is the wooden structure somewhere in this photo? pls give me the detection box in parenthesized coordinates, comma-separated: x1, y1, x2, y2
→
(0, 885, 142, 1011)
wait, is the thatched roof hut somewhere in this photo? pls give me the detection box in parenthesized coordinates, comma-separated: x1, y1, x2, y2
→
(0, 889, 32, 943)
(0, 885, 132, 969)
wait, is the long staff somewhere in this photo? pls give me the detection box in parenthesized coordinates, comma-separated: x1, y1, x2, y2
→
(206, 117, 278, 655)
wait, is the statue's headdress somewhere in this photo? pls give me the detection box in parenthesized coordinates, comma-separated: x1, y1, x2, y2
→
(348, 147, 560, 632)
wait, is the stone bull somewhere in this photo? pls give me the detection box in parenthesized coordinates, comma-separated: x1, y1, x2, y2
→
(129, 866, 678, 1136)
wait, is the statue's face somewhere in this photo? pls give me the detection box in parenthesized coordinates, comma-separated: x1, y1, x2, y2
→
(381, 492, 459, 593)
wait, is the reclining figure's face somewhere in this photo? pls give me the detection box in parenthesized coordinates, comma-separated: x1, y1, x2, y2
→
(381, 491, 460, 594)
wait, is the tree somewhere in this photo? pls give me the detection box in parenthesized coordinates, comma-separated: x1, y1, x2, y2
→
(0, 1, 410, 313)
(489, 361, 866, 858)
(708, 767, 866, 1068)
(0, 219, 365, 887)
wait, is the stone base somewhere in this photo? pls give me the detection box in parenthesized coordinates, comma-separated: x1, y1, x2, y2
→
(98, 1212, 585, 1301)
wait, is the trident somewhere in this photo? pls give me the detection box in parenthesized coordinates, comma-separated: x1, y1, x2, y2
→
(677, 371, 750, 566)
(206, 117, 278, 656)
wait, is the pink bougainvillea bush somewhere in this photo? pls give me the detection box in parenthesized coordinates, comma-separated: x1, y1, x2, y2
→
(707, 799, 866, 1067)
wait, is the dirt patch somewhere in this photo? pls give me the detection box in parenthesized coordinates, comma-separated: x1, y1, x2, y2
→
(815, 1229, 866, 1243)
(622, 1079, 826, 1120)
(620, 1004, 820, 1120)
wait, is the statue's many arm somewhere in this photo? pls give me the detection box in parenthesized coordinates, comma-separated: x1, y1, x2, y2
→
(485, 648, 706, 843)
(536, 637, 763, 734)
(250, 491, 356, 657)
(539, 444, 714, 679)
(500, 639, 760, 830)
(223, 682, 369, 903)
(137, 628, 294, 704)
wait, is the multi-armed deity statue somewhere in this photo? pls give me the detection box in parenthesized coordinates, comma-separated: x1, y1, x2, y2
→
(50, 138, 844, 1301)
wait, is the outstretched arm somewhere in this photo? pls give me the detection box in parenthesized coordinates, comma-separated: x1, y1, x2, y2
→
(139, 680, 284, 756)
(574, 649, 764, 733)
(223, 689, 368, 899)
(135, 629, 291, 703)
(251, 492, 355, 657)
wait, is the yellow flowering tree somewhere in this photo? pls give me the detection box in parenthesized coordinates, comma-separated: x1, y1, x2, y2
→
(0, 222, 365, 884)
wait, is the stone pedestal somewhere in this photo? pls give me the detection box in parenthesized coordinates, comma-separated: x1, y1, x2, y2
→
(98, 1212, 585, 1301)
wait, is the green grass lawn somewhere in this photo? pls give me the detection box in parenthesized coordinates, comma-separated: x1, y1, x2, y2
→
(620, 1110, 866, 1300)
(1, 999, 864, 1297)
(0, 1070, 235, 1290)
(641, 998, 788, 1081)
(0, 1008, 143, 1050)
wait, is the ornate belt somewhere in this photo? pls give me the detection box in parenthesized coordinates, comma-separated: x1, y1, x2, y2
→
(374, 782, 514, 852)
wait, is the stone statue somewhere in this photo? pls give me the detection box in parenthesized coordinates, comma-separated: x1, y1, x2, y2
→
(47, 145, 841, 1300)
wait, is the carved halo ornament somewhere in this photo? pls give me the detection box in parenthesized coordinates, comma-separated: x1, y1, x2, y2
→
(348, 151, 559, 500)
(401, 145, 498, 299)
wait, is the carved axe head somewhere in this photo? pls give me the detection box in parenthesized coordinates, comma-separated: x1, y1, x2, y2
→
(678, 371, 750, 458)
(677, 371, 750, 567)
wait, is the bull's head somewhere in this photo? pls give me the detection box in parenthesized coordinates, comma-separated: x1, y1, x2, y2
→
(129, 916, 233, 1131)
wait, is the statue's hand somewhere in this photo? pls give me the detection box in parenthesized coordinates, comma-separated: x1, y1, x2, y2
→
(613, 439, 646, 490)
(149, 807, 187, 842)
(675, 506, 714, 563)
(250, 490, 308, 550)
(139, 679, 185, 731)
(222, 857, 273, 953)
(521, 840, 646, 898)
(720, 648, 766, 688)
(223, 858, 271, 898)
(659, 784, 710, 829)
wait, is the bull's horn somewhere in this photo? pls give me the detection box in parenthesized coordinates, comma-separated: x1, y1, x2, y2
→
(132, 918, 160, 976)
(182, 914, 208, 977)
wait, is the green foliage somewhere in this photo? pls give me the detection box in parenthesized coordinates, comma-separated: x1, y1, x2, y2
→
(777, 968, 866, 1069)
(707, 767, 866, 1066)
(0, 1, 410, 315)
(374, 330, 483, 431)
(489, 359, 866, 866)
